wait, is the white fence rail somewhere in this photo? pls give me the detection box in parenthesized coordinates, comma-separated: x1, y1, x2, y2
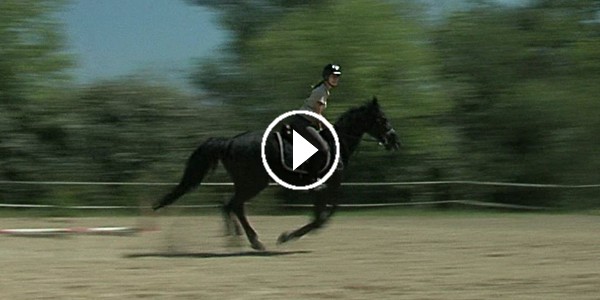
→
(1, 179, 598, 211)
(2, 180, 600, 188)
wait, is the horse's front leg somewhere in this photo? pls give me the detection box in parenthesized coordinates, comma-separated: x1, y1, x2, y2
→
(277, 191, 338, 245)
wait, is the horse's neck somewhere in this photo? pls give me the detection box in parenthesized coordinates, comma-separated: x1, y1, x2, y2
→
(335, 125, 364, 163)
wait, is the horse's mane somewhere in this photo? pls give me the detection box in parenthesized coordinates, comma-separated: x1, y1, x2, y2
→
(334, 99, 378, 128)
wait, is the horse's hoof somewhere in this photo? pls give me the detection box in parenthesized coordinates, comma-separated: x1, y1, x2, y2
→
(250, 239, 266, 251)
(277, 232, 291, 245)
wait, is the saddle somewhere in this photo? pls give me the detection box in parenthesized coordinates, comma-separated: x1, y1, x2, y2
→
(273, 124, 332, 175)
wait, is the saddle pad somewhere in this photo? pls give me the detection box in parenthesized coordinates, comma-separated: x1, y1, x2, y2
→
(275, 132, 306, 174)
(274, 132, 331, 175)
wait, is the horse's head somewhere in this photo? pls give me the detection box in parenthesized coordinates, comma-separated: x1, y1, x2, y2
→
(363, 97, 401, 151)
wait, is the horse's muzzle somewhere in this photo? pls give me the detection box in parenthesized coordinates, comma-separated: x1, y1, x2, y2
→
(381, 129, 401, 151)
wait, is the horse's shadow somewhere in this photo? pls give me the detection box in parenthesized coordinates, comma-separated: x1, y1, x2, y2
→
(124, 250, 312, 259)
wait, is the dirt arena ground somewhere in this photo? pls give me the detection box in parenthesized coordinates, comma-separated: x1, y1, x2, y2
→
(1, 213, 599, 299)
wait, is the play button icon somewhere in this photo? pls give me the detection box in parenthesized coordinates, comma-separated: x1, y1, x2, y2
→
(292, 130, 317, 171)
(261, 110, 340, 190)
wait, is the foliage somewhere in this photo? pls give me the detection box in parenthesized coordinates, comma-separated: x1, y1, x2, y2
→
(0, 0, 73, 202)
(1, 0, 600, 209)
(58, 79, 220, 205)
(434, 0, 600, 206)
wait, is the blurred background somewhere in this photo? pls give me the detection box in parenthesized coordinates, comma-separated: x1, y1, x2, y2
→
(1, 0, 599, 213)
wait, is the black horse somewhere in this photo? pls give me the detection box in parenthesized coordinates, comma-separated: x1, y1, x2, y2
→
(153, 97, 400, 250)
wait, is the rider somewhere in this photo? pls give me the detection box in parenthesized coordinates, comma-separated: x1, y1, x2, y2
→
(290, 63, 341, 185)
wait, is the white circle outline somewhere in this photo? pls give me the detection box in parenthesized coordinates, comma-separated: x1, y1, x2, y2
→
(261, 110, 340, 190)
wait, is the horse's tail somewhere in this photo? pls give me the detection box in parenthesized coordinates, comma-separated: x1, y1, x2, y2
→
(153, 137, 230, 210)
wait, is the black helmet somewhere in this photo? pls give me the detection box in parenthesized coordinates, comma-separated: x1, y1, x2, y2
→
(322, 64, 341, 79)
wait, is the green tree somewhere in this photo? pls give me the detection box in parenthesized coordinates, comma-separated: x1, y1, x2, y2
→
(0, 0, 73, 202)
(0, 0, 72, 103)
(63, 79, 215, 205)
(435, 0, 600, 206)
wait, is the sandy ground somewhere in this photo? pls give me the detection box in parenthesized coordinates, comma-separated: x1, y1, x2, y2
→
(1, 214, 599, 299)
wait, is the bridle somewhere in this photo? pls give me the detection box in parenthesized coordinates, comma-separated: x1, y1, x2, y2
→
(337, 126, 396, 147)
(377, 128, 396, 147)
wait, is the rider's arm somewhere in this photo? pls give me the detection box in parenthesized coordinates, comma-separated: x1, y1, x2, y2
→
(314, 101, 325, 115)
(305, 85, 328, 114)
(314, 101, 325, 130)
(300, 84, 329, 129)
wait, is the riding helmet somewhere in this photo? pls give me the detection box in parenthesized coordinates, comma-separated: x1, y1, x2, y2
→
(322, 64, 341, 79)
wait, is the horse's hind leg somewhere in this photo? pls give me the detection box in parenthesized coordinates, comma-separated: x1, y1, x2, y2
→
(228, 185, 267, 251)
(222, 198, 242, 236)
(232, 200, 265, 251)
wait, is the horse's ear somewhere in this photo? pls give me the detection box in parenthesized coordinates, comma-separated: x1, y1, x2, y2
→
(372, 96, 379, 106)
